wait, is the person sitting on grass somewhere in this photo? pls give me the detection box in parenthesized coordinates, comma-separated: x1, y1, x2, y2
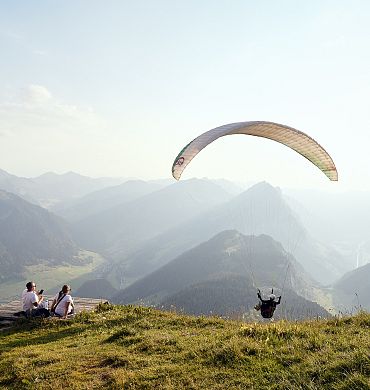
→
(22, 281, 50, 318)
(50, 285, 74, 319)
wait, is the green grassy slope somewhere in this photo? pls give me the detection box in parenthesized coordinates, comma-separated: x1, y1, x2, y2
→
(0, 305, 369, 389)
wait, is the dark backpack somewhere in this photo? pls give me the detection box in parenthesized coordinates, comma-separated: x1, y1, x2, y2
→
(260, 302, 276, 318)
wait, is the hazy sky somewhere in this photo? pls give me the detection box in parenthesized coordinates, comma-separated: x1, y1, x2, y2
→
(1, 1, 370, 190)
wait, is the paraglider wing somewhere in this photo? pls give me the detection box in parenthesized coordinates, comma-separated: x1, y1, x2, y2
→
(172, 121, 338, 181)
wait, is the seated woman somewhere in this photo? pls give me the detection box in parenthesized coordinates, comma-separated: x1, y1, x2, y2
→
(21, 281, 50, 318)
(50, 285, 74, 319)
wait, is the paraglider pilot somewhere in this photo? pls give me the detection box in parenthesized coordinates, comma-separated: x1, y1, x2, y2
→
(255, 289, 281, 318)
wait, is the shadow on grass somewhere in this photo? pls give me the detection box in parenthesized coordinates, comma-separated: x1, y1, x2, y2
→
(1, 326, 87, 351)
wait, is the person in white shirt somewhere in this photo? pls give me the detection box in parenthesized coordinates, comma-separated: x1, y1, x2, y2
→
(21, 281, 49, 317)
(51, 285, 74, 319)
(21, 287, 28, 306)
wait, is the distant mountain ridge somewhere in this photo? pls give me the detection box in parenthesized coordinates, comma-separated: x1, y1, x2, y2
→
(113, 230, 316, 304)
(284, 188, 370, 272)
(332, 263, 370, 311)
(32, 171, 125, 205)
(74, 278, 118, 299)
(0, 168, 364, 312)
(161, 276, 329, 320)
(113, 182, 346, 285)
(72, 179, 234, 257)
(0, 190, 79, 281)
(286, 188, 370, 246)
(51, 179, 165, 222)
(112, 230, 328, 320)
(0, 168, 125, 208)
(0, 169, 40, 205)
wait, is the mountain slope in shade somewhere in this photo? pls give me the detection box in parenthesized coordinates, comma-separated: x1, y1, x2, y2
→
(72, 179, 233, 257)
(118, 182, 346, 285)
(112, 230, 324, 316)
(161, 275, 330, 321)
(51, 180, 164, 222)
(332, 262, 370, 310)
(0, 190, 79, 281)
(74, 278, 118, 299)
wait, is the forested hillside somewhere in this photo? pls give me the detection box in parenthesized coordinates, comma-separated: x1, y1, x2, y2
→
(74, 278, 118, 299)
(161, 275, 330, 320)
(0, 190, 79, 281)
(113, 230, 328, 320)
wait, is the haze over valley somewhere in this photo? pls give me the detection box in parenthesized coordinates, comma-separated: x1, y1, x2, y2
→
(0, 168, 369, 316)
(2, 4, 370, 388)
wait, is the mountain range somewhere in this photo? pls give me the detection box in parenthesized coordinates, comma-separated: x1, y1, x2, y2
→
(0, 189, 79, 282)
(104, 181, 348, 286)
(71, 178, 234, 257)
(51, 179, 166, 222)
(112, 230, 329, 320)
(0, 169, 125, 208)
(0, 168, 368, 316)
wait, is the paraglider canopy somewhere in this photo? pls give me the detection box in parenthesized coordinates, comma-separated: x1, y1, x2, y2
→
(172, 121, 338, 181)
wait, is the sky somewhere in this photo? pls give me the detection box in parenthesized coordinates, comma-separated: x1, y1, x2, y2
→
(0, 1, 370, 190)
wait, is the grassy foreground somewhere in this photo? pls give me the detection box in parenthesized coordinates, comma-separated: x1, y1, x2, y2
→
(0, 305, 369, 390)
